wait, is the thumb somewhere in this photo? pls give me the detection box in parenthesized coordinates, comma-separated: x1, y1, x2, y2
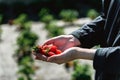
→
(47, 54, 62, 62)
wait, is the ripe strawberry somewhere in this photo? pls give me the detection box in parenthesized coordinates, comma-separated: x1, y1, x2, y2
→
(41, 49, 46, 54)
(56, 50, 62, 54)
(48, 52, 55, 56)
(50, 45, 57, 52)
(42, 45, 49, 50)
(33, 44, 62, 57)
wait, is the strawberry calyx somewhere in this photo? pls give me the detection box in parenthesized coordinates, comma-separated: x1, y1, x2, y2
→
(32, 46, 41, 53)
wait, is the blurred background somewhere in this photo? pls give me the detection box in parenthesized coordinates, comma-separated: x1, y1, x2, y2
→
(0, 0, 101, 80)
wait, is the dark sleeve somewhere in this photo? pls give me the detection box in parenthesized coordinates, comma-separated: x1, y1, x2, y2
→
(70, 16, 105, 48)
(94, 47, 120, 73)
(70, 0, 111, 48)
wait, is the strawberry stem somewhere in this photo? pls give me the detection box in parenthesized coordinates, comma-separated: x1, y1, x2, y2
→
(32, 46, 40, 53)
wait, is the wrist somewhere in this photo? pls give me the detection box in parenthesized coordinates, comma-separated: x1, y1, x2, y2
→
(69, 35, 81, 46)
(75, 48, 96, 60)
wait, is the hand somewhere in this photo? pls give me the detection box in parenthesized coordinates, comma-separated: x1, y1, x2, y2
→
(43, 35, 81, 51)
(32, 51, 48, 61)
(32, 47, 77, 62)
(47, 47, 96, 64)
(47, 47, 79, 64)
(32, 35, 80, 62)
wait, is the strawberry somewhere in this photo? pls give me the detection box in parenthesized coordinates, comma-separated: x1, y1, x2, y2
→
(33, 44, 62, 57)
(48, 52, 55, 56)
(42, 45, 49, 50)
(41, 49, 46, 54)
(56, 50, 62, 54)
(50, 45, 57, 52)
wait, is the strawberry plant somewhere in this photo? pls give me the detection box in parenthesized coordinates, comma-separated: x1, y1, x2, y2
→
(39, 8, 54, 23)
(39, 9, 64, 38)
(45, 21, 64, 38)
(59, 9, 79, 22)
(72, 60, 92, 80)
(87, 9, 99, 20)
(14, 20, 38, 80)
(13, 14, 28, 31)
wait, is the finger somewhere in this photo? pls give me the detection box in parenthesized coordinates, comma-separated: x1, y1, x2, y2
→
(43, 39, 55, 45)
(32, 49, 48, 61)
(47, 54, 63, 62)
(35, 53, 48, 61)
(47, 55, 58, 62)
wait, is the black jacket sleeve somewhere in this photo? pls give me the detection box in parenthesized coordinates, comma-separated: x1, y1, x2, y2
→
(70, 0, 111, 48)
(70, 16, 105, 48)
(94, 46, 120, 73)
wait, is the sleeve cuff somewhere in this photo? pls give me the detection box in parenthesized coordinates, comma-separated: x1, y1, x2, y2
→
(93, 48, 109, 70)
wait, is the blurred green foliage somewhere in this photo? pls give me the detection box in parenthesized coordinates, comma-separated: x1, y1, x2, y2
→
(13, 15, 38, 80)
(72, 61, 92, 80)
(59, 9, 79, 22)
(45, 21, 64, 37)
(87, 9, 99, 20)
(17, 28, 38, 48)
(39, 8, 54, 23)
(40, 14, 54, 23)
(12, 14, 33, 31)
(39, 8, 49, 18)
(13, 14, 27, 25)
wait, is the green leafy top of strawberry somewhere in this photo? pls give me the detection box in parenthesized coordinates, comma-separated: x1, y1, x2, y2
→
(32, 46, 41, 53)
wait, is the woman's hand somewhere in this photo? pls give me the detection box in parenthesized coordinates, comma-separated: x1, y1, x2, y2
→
(47, 47, 96, 64)
(32, 35, 81, 62)
(43, 35, 81, 51)
(32, 51, 48, 61)
(47, 47, 79, 64)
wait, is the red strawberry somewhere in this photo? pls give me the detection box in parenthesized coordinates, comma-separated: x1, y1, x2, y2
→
(42, 45, 49, 50)
(50, 45, 57, 52)
(33, 44, 62, 57)
(56, 50, 62, 54)
(42, 50, 46, 54)
(48, 52, 55, 56)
